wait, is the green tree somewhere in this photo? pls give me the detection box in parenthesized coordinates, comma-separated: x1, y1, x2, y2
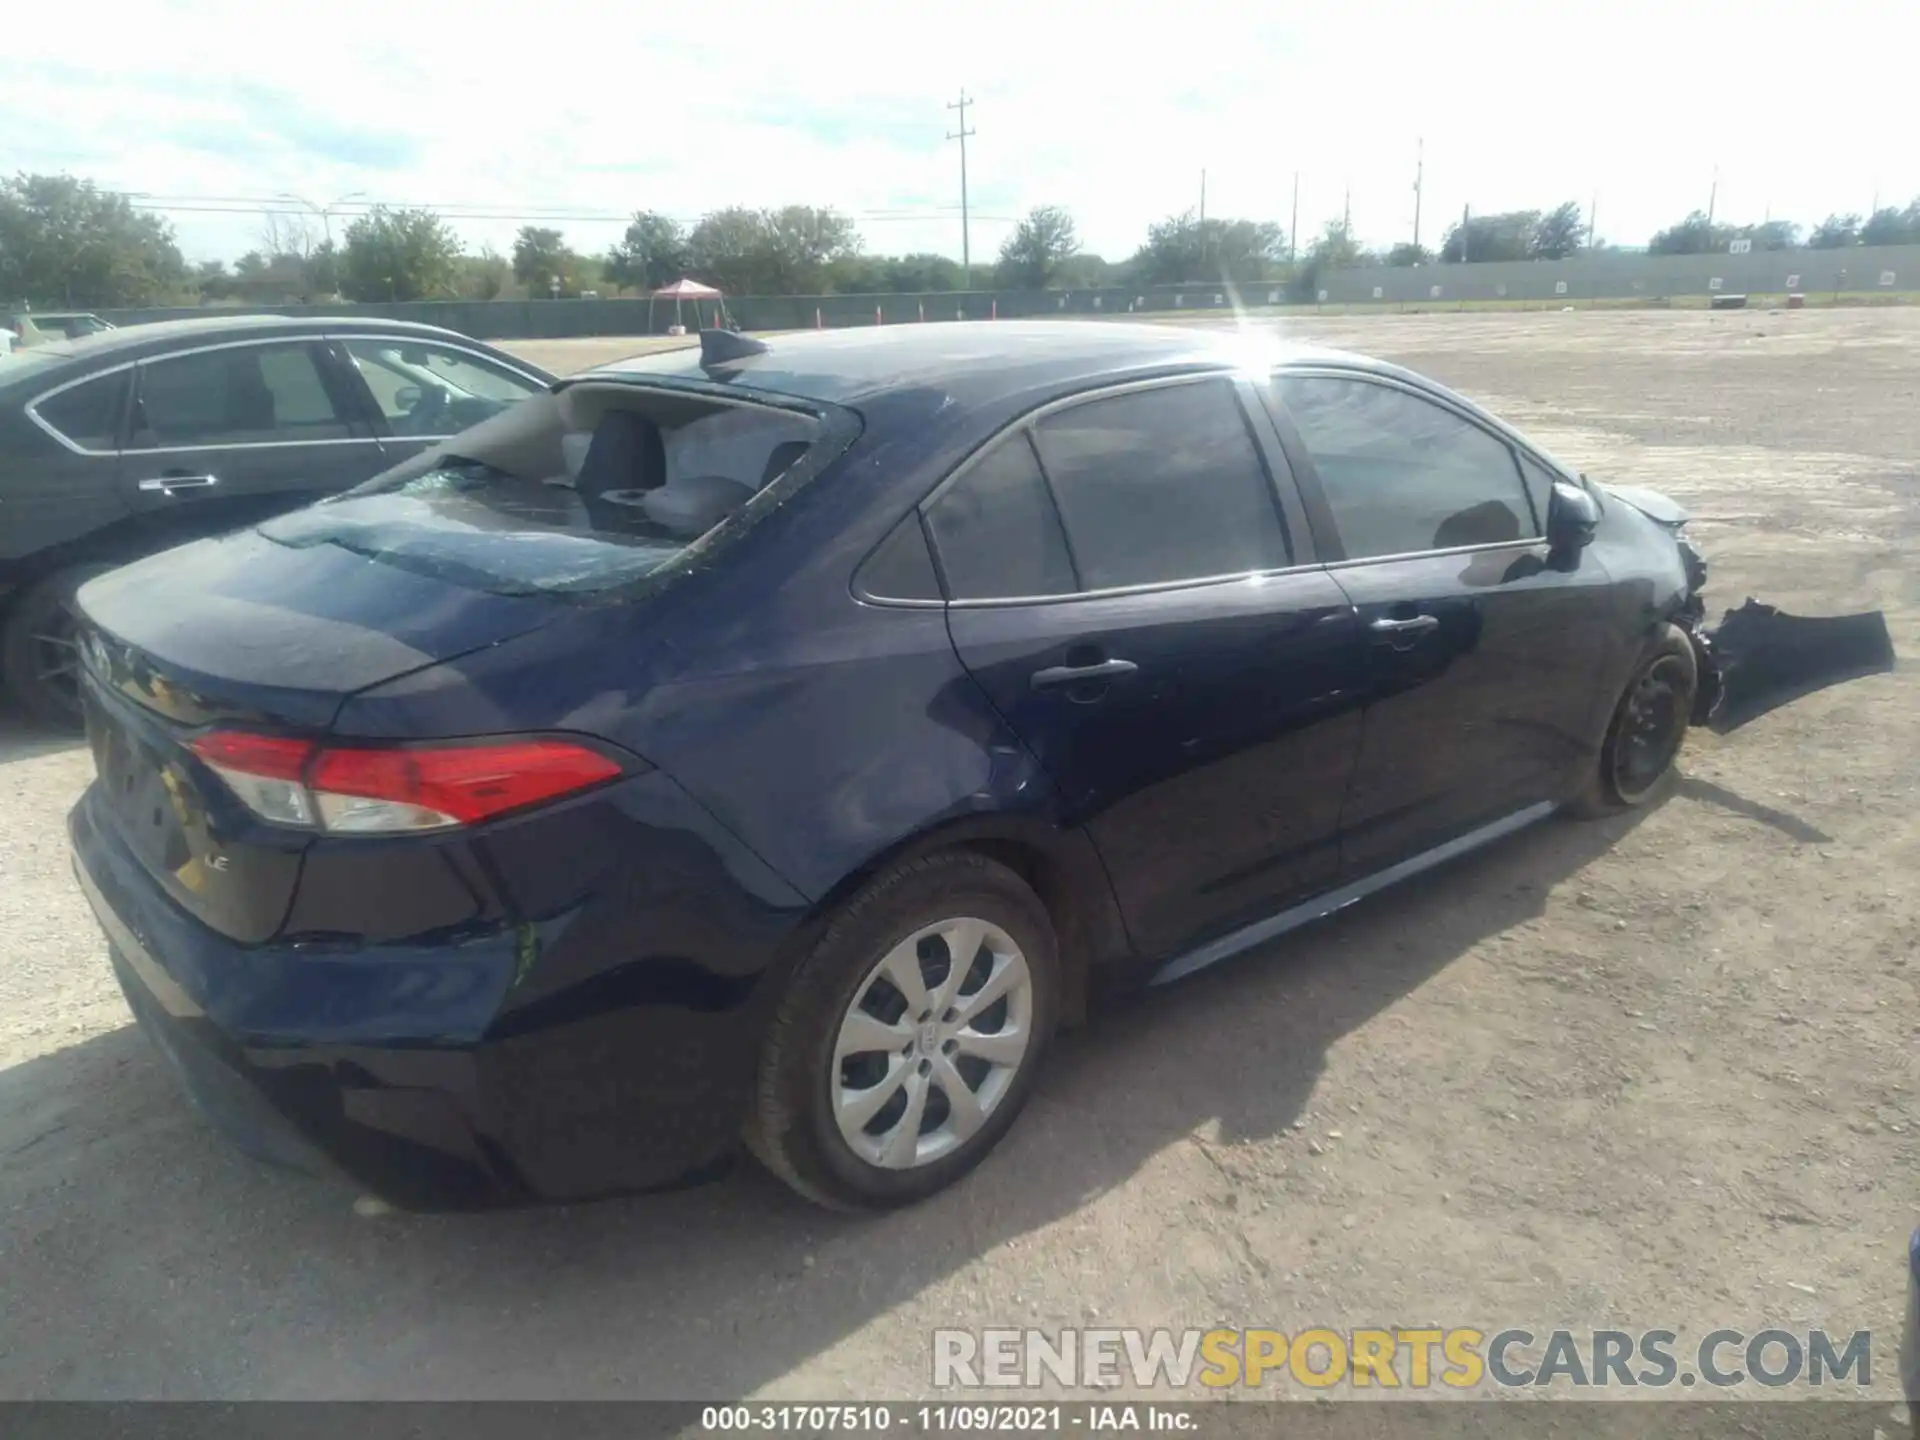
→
(1385, 242, 1431, 267)
(1738, 219, 1802, 251)
(684, 206, 860, 294)
(604, 210, 689, 293)
(996, 205, 1080, 289)
(1441, 211, 1539, 263)
(1051, 252, 1114, 288)
(1532, 201, 1586, 259)
(760, 205, 861, 293)
(194, 258, 235, 302)
(456, 246, 511, 300)
(1131, 211, 1285, 284)
(1860, 201, 1920, 247)
(339, 206, 462, 301)
(885, 252, 964, 292)
(0, 173, 186, 307)
(1808, 213, 1860, 249)
(512, 225, 580, 296)
(686, 207, 775, 294)
(1647, 210, 1733, 256)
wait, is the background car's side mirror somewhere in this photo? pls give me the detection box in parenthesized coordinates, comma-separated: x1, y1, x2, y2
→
(393, 385, 422, 413)
(1547, 480, 1600, 553)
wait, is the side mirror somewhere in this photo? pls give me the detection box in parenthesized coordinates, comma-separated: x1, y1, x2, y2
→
(393, 384, 422, 412)
(1547, 480, 1600, 553)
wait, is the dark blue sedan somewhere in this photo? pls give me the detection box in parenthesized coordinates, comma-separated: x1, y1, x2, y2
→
(66, 322, 1892, 1210)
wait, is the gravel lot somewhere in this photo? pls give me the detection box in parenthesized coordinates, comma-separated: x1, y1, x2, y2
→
(2, 310, 1915, 1401)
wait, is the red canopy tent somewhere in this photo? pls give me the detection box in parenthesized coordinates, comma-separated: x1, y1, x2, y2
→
(651, 276, 724, 334)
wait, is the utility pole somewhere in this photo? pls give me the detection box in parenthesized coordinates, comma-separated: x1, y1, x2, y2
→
(1461, 203, 1470, 264)
(1342, 185, 1351, 235)
(1199, 169, 1206, 225)
(1290, 172, 1299, 264)
(1587, 192, 1598, 251)
(946, 90, 976, 288)
(1706, 166, 1718, 229)
(1411, 138, 1423, 252)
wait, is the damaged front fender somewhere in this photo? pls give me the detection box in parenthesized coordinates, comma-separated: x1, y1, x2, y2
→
(1691, 599, 1896, 734)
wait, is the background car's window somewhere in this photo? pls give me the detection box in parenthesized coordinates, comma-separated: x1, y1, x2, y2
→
(34, 371, 128, 451)
(134, 344, 352, 447)
(341, 338, 542, 437)
(1030, 380, 1289, 589)
(1276, 375, 1536, 558)
(924, 434, 1077, 600)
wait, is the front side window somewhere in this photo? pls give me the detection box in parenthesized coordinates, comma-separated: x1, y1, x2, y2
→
(924, 434, 1078, 600)
(340, 338, 543, 438)
(1275, 374, 1536, 559)
(134, 343, 353, 448)
(1030, 379, 1290, 589)
(34, 371, 129, 451)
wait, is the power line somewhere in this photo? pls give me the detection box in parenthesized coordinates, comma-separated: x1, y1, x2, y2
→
(116, 192, 1013, 226)
(946, 89, 976, 287)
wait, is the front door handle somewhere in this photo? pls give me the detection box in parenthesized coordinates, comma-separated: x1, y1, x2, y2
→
(138, 473, 220, 496)
(1368, 615, 1439, 636)
(1031, 657, 1138, 691)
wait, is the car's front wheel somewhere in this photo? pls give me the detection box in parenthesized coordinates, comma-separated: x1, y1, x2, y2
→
(746, 851, 1058, 1211)
(1568, 622, 1699, 817)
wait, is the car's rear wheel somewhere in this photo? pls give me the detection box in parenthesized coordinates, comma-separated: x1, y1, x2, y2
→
(1, 564, 111, 731)
(1568, 622, 1698, 817)
(746, 851, 1058, 1211)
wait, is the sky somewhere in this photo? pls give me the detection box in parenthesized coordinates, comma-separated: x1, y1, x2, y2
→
(2, 0, 1915, 270)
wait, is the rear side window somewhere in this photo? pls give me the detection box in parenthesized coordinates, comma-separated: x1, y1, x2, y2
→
(34, 371, 129, 451)
(924, 435, 1077, 600)
(1276, 375, 1536, 558)
(134, 343, 353, 447)
(859, 513, 942, 601)
(1031, 380, 1289, 589)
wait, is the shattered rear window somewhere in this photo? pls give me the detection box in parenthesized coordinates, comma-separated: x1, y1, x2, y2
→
(258, 383, 854, 597)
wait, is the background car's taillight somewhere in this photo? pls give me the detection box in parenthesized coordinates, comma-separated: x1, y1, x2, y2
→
(188, 732, 625, 834)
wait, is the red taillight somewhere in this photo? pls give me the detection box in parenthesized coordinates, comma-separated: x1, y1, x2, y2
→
(189, 733, 624, 834)
(190, 731, 315, 781)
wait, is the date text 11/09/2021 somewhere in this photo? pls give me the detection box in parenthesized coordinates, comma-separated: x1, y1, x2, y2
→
(700, 1406, 1189, 1432)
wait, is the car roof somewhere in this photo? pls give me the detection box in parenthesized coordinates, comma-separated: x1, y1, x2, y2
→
(17, 313, 505, 367)
(591, 320, 1371, 411)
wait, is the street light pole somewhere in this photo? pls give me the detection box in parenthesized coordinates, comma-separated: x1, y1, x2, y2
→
(276, 190, 366, 298)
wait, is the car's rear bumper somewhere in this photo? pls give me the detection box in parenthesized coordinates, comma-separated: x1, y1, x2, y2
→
(69, 789, 757, 1210)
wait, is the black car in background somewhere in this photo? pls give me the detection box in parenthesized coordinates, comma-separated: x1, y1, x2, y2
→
(67, 323, 1892, 1211)
(0, 315, 554, 725)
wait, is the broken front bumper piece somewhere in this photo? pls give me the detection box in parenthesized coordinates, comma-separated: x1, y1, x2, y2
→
(1693, 600, 1896, 733)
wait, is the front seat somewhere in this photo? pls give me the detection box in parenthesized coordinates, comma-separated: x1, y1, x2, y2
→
(222, 357, 277, 435)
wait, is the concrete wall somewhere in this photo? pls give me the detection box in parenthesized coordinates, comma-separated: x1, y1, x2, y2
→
(1308, 244, 1920, 306)
(95, 244, 1920, 339)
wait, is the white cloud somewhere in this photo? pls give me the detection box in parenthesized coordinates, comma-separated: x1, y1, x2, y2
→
(2, 0, 1914, 267)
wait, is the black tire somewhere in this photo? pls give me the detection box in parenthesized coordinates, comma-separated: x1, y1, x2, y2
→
(1, 564, 112, 731)
(1567, 622, 1698, 818)
(746, 851, 1059, 1212)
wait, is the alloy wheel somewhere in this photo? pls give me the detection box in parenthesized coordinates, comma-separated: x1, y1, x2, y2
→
(1611, 653, 1691, 801)
(832, 916, 1035, 1170)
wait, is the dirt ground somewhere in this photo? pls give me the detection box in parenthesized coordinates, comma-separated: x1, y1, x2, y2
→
(2, 310, 1915, 1401)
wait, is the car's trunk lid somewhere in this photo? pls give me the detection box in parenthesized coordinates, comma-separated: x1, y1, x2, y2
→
(74, 528, 567, 942)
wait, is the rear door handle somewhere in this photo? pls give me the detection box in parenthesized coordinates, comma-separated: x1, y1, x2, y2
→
(1031, 658, 1138, 690)
(1368, 615, 1439, 636)
(138, 473, 219, 495)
